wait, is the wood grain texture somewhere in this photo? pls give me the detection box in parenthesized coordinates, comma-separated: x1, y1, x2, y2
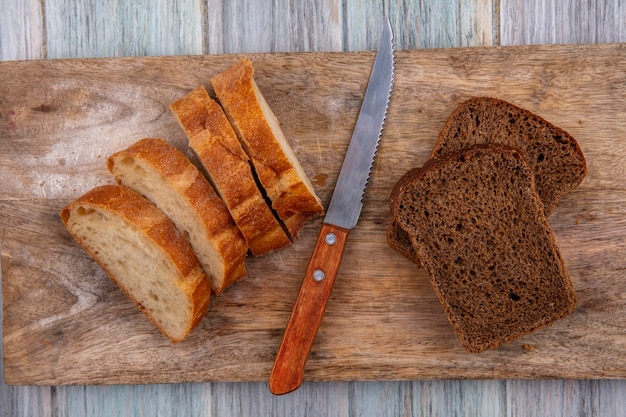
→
(44, 0, 204, 58)
(2, 45, 625, 387)
(0, 381, 52, 417)
(506, 379, 626, 417)
(206, 0, 343, 54)
(212, 382, 349, 416)
(344, 0, 493, 51)
(500, 0, 626, 45)
(270, 224, 350, 394)
(0, 0, 44, 61)
(54, 384, 212, 416)
(3, 1, 626, 416)
(411, 380, 506, 416)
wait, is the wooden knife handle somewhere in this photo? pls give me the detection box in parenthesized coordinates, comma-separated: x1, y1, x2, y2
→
(269, 223, 350, 395)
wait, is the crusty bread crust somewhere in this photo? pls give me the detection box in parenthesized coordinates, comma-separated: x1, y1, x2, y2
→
(210, 59, 324, 239)
(390, 144, 577, 353)
(61, 185, 212, 343)
(170, 87, 291, 256)
(107, 138, 248, 294)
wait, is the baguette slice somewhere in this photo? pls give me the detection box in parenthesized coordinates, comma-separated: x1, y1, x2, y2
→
(390, 144, 577, 353)
(388, 97, 587, 264)
(61, 185, 211, 342)
(170, 87, 291, 256)
(210, 59, 324, 239)
(107, 138, 248, 294)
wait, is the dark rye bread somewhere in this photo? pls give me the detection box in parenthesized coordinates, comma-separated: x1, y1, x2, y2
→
(432, 97, 587, 213)
(390, 144, 577, 353)
(387, 97, 587, 264)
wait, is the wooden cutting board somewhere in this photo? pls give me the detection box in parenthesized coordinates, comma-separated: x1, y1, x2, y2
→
(2, 44, 625, 385)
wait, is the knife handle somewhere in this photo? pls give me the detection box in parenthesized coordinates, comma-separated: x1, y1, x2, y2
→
(269, 223, 349, 395)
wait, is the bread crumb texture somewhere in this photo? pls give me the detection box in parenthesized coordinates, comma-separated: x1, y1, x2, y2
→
(61, 185, 211, 343)
(391, 144, 577, 353)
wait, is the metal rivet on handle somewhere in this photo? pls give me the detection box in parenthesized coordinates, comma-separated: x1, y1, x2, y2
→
(325, 233, 337, 245)
(313, 269, 325, 282)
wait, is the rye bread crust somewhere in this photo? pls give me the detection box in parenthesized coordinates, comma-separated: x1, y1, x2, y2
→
(388, 97, 587, 264)
(390, 144, 577, 353)
(432, 97, 587, 214)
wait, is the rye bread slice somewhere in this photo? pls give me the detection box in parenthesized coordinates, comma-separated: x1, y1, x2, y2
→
(432, 97, 587, 213)
(390, 144, 577, 353)
(388, 97, 587, 264)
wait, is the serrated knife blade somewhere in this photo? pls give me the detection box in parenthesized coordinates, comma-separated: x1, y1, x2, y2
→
(269, 19, 394, 395)
(324, 22, 395, 229)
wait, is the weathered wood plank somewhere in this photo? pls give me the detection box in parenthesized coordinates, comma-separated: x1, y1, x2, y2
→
(506, 380, 626, 417)
(43, 0, 204, 58)
(343, 0, 494, 51)
(413, 380, 506, 416)
(206, 1, 343, 54)
(349, 381, 413, 417)
(54, 384, 212, 416)
(0, 0, 44, 60)
(0, 359, 51, 417)
(500, 0, 626, 45)
(212, 382, 348, 416)
(348, 380, 507, 416)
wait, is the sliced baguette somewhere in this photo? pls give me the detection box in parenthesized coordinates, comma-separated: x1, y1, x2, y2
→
(390, 144, 577, 353)
(210, 59, 324, 239)
(61, 185, 211, 343)
(388, 97, 587, 264)
(107, 138, 248, 294)
(170, 87, 291, 256)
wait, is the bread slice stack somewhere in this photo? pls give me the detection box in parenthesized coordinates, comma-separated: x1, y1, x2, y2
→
(170, 60, 325, 253)
(388, 97, 587, 265)
(388, 97, 586, 353)
(61, 59, 323, 342)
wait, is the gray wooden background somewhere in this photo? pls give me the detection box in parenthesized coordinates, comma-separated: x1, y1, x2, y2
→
(1, 0, 625, 416)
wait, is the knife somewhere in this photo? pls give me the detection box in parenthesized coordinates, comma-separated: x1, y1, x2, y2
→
(269, 19, 394, 395)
